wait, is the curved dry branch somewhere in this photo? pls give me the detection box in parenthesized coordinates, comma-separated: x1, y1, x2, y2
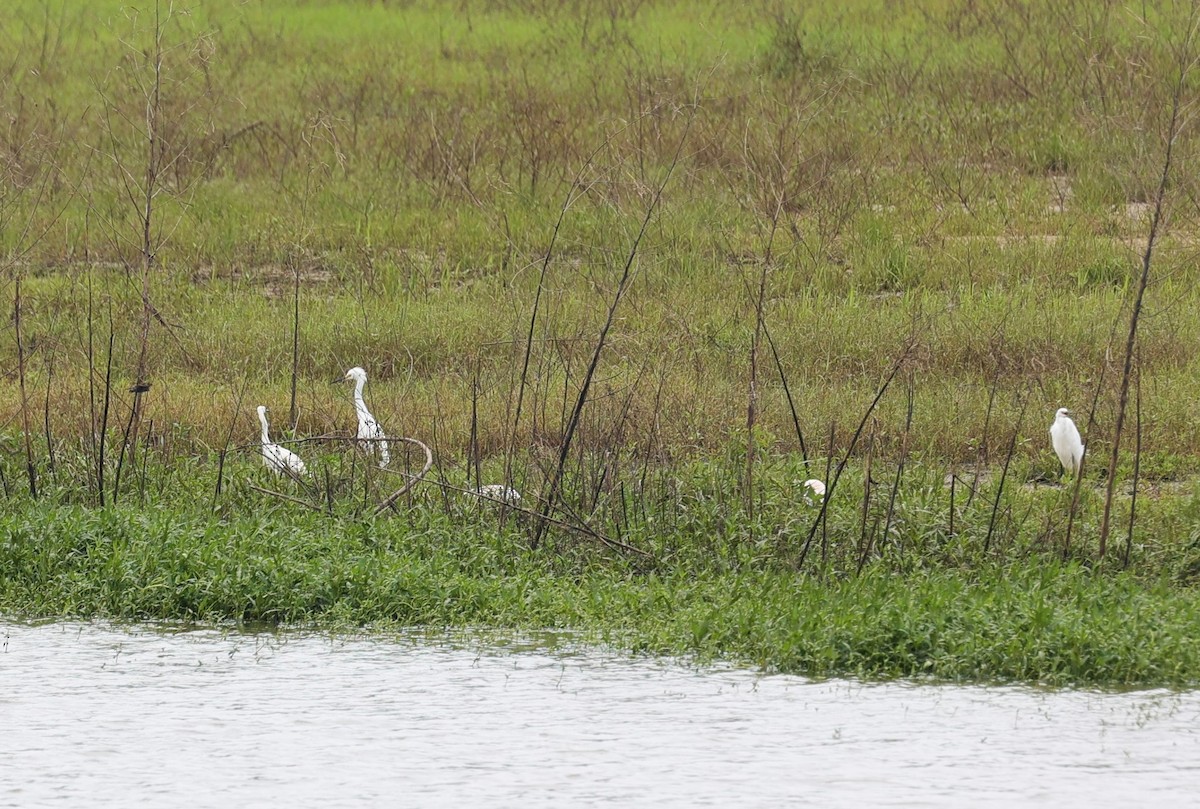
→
(248, 483, 323, 512)
(373, 437, 434, 515)
(228, 433, 394, 462)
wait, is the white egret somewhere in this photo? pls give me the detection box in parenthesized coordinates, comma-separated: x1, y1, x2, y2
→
(802, 478, 826, 506)
(340, 366, 390, 468)
(475, 484, 522, 506)
(1049, 407, 1084, 477)
(256, 405, 307, 477)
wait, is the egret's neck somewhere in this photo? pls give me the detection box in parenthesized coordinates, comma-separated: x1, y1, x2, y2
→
(258, 412, 271, 444)
(353, 379, 370, 416)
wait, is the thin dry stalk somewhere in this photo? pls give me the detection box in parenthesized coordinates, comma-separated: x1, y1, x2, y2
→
(119, 0, 172, 503)
(1064, 306, 1123, 558)
(745, 332, 760, 532)
(882, 376, 915, 561)
(855, 424, 876, 573)
(14, 278, 38, 497)
(248, 483, 325, 513)
(112, 387, 139, 505)
(469, 363, 481, 492)
(547, 491, 653, 558)
(138, 418, 152, 504)
(86, 267, 99, 500)
(507, 133, 618, 492)
(798, 340, 914, 571)
(764, 323, 807, 465)
(984, 396, 1027, 555)
(214, 449, 226, 499)
(743, 197, 783, 536)
(430, 398, 454, 516)
(820, 420, 834, 568)
(948, 473, 956, 539)
(1098, 25, 1194, 557)
(532, 112, 693, 548)
(211, 375, 250, 508)
(42, 344, 56, 478)
(1124, 352, 1142, 569)
(98, 320, 116, 507)
(289, 257, 301, 429)
(967, 367, 1001, 509)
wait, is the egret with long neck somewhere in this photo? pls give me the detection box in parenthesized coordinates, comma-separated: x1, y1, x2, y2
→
(256, 405, 307, 477)
(342, 366, 390, 468)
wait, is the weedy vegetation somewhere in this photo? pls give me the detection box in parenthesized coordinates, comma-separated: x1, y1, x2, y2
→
(2, 0, 1200, 685)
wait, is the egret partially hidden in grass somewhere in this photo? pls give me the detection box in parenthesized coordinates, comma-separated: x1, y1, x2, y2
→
(475, 484, 522, 506)
(802, 478, 826, 506)
(1050, 407, 1084, 478)
(340, 366, 390, 468)
(256, 405, 307, 477)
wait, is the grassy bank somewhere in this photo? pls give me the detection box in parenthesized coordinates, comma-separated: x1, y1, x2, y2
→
(3, 1, 1200, 685)
(1, 493, 1198, 687)
(1, 454, 1199, 687)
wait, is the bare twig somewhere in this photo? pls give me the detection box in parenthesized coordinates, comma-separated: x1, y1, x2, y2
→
(1124, 349, 1143, 569)
(984, 395, 1027, 555)
(764, 322, 807, 466)
(289, 256, 301, 429)
(881, 375, 915, 562)
(248, 484, 325, 513)
(506, 130, 623, 494)
(820, 420, 834, 569)
(15, 278, 38, 497)
(744, 196, 783, 535)
(798, 339, 915, 571)
(855, 423, 876, 574)
(1064, 302, 1125, 559)
(1098, 17, 1196, 557)
(532, 109, 694, 548)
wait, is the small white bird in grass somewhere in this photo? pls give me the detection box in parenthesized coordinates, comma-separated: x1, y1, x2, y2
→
(256, 405, 307, 478)
(475, 484, 522, 507)
(341, 366, 390, 468)
(1050, 407, 1085, 477)
(802, 478, 826, 506)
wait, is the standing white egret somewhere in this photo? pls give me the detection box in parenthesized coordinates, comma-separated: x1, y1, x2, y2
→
(256, 405, 307, 477)
(341, 366, 390, 468)
(1049, 407, 1084, 477)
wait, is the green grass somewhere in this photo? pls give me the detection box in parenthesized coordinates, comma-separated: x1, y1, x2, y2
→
(1, 490, 1198, 687)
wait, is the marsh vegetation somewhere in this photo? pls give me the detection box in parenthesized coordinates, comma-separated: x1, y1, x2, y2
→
(2, 0, 1200, 684)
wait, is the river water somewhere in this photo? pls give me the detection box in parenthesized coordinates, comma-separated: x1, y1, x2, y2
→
(1, 621, 1197, 807)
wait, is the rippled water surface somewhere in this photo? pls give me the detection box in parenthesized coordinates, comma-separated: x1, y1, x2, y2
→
(2, 621, 1198, 807)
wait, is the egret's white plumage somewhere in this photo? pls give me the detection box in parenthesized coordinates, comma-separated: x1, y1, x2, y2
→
(1050, 407, 1084, 477)
(476, 484, 522, 506)
(257, 405, 307, 477)
(802, 478, 826, 505)
(343, 366, 390, 468)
